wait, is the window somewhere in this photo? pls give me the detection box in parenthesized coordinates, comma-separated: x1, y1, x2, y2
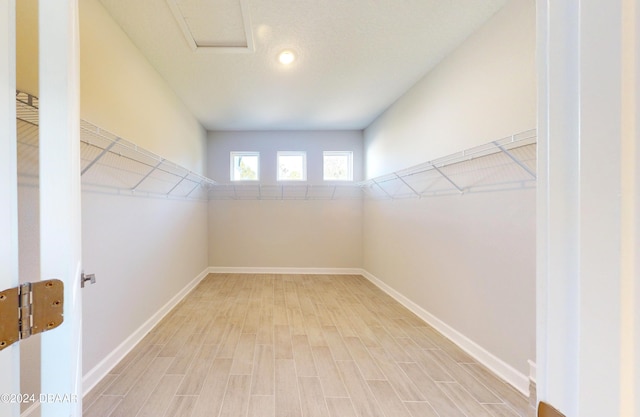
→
(277, 151, 306, 181)
(323, 151, 353, 181)
(230, 152, 259, 181)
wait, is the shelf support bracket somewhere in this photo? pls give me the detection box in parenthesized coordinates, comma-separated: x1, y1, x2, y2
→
(493, 140, 537, 179)
(131, 159, 163, 191)
(185, 181, 201, 198)
(372, 178, 394, 199)
(394, 173, 421, 197)
(81, 137, 121, 176)
(432, 165, 464, 194)
(166, 171, 191, 196)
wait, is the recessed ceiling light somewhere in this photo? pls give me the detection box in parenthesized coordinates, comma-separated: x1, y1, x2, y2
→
(278, 50, 295, 65)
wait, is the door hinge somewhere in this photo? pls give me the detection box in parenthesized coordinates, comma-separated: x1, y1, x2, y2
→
(0, 279, 64, 351)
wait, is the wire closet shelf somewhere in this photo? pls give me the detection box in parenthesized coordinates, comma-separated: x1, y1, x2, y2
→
(361, 129, 537, 200)
(16, 91, 216, 201)
(16, 90, 536, 201)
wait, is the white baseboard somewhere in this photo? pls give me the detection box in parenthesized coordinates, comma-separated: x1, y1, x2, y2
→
(208, 266, 363, 275)
(528, 359, 537, 384)
(359, 269, 530, 397)
(81, 267, 210, 397)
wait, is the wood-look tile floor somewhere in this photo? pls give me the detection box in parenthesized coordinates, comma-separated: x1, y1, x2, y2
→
(84, 274, 532, 417)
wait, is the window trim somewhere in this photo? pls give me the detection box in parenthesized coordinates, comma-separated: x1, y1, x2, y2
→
(323, 151, 354, 181)
(230, 151, 260, 181)
(277, 151, 307, 181)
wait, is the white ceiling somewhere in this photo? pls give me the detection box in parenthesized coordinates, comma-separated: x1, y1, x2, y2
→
(98, 0, 507, 131)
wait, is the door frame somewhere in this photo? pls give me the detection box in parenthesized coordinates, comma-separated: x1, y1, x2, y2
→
(38, 0, 83, 416)
(0, 0, 20, 416)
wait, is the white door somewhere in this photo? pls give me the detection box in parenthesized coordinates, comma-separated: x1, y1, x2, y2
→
(1, 1, 82, 416)
(38, 0, 83, 416)
(1, 1, 20, 416)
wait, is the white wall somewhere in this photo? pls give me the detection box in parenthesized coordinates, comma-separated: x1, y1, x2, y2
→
(364, 190, 536, 384)
(207, 130, 364, 269)
(362, 0, 536, 393)
(365, 0, 536, 179)
(81, 193, 208, 376)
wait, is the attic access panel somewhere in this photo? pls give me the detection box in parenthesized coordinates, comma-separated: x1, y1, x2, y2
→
(167, 0, 255, 52)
